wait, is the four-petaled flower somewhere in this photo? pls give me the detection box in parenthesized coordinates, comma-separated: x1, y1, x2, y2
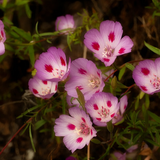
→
(85, 92, 119, 126)
(132, 58, 160, 94)
(28, 75, 58, 99)
(55, 14, 75, 34)
(54, 107, 97, 153)
(84, 20, 133, 66)
(112, 95, 128, 124)
(65, 58, 105, 101)
(34, 47, 71, 82)
(0, 20, 6, 55)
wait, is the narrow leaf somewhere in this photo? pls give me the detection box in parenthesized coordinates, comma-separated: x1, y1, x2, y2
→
(29, 124, 36, 152)
(76, 87, 85, 111)
(125, 63, 135, 71)
(35, 119, 46, 130)
(118, 66, 126, 80)
(144, 41, 160, 55)
(148, 111, 160, 123)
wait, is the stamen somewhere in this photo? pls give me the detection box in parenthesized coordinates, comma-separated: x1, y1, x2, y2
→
(150, 74, 160, 89)
(75, 122, 90, 136)
(102, 45, 114, 58)
(88, 75, 100, 89)
(41, 86, 51, 95)
(98, 106, 110, 118)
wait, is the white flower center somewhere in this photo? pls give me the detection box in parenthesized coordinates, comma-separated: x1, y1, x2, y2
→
(88, 75, 100, 89)
(102, 45, 114, 57)
(41, 87, 51, 95)
(75, 122, 90, 136)
(98, 106, 110, 118)
(150, 74, 160, 89)
(53, 68, 65, 79)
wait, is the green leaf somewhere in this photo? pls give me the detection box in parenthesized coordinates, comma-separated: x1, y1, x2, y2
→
(0, 53, 7, 63)
(111, 76, 117, 89)
(35, 119, 46, 130)
(20, 123, 30, 135)
(125, 63, 135, 71)
(148, 111, 160, 123)
(139, 90, 145, 99)
(118, 66, 126, 80)
(91, 138, 101, 144)
(135, 98, 139, 110)
(17, 104, 43, 118)
(11, 26, 32, 41)
(25, 3, 32, 18)
(107, 120, 114, 132)
(144, 41, 160, 55)
(28, 45, 35, 67)
(2, 0, 8, 8)
(145, 94, 150, 109)
(29, 124, 36, 152)
(39, 128, 51, 133)
(76, 87, 85, 111)
(145, 138, 160, 147)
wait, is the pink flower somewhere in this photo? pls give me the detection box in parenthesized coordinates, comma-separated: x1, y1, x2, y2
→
(112, 95, 128, 124)
(34, 47, 71, 82)
(65, 58, 105, 100)
(109, 151, 126, 160)
(85, 92, 119, 126)
(132, 58, 160, 94)
(84, 20, 133, 66)
(66, 156, 77, 160)
(28, 75, 58, 99)
(55, 14, 75, 34)
(0, 20, 6, 55)
(54, 107, 97, 153)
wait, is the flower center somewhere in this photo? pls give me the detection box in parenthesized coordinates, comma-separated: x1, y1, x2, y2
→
(102, 45, 114, 57)
(150, 74, 160, 89)
(88, 75, 100, 89)
(75, 122, 90, 136)
(0, 35, 3, 42)
(53, 68, 65, 79)
(98, 106, 110, 118)
(41, 86, 51, 95)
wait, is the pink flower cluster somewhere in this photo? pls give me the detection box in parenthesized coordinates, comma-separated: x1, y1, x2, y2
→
(28, 15, 132, 153)
(28, 47, 71, 99)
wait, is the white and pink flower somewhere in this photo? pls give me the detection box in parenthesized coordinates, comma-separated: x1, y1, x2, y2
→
(112, 95, 128, 124)
(34, 47, 71, 82)
(65, 58, 105, 101)
(85, 92, 119, 126)
(84, 20, 133, 66)
(0, 20, 6, 55)
(28, 75, 58, 99)
(132, 58, 160, 94)
(54, 107, 97, 153)
(55, 14, 75, 34)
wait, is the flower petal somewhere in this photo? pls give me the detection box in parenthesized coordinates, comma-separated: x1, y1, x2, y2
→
(100, 20, 123, 48)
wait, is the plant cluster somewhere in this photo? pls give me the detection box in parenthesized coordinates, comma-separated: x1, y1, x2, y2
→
(1, 0, 160, 160)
